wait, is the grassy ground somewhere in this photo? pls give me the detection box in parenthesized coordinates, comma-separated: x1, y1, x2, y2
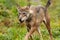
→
(0, 0, 60, 40)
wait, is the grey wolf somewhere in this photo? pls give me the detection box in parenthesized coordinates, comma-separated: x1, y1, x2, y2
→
(17, 0, 53, 40)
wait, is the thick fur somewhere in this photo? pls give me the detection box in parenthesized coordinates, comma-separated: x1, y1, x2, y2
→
(17, 0, 53, 40)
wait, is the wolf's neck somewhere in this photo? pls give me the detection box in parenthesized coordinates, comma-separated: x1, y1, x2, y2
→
(26, 15, 32, 22)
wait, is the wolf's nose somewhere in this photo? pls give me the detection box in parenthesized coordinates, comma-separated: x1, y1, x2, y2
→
(19, 19, 21, 21)
(19, 19, 24, 23)
(19, 19, 22, 22)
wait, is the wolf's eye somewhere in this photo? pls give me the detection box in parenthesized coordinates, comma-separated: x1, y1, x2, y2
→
(23, 13, 25, 14)
(19, 13, 21, 14)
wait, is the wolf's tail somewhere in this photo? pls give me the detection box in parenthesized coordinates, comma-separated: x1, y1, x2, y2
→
(45, 0, 51, 10)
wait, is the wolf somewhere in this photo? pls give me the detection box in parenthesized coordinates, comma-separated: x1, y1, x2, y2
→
(17, 0, 53, 40)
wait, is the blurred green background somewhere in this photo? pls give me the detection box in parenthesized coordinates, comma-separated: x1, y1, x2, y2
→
(0, 0, 60, 40)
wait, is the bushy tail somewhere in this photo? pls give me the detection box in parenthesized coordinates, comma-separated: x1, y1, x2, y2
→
(45, 0, 51, 10)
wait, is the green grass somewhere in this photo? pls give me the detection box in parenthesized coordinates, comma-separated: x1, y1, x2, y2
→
(0, 0, 60, 40)
(0, 26, 60, 40)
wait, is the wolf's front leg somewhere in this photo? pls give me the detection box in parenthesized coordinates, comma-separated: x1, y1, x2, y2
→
(24, 27, 37, 40)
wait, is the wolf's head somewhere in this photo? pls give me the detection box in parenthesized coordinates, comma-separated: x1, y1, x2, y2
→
(17, 6, 32, 23)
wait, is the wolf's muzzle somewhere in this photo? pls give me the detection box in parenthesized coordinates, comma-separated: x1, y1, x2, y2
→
(19, 19, 24, 23)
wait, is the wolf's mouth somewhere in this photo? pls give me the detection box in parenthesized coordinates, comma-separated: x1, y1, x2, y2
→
(19, 19, 24, 23)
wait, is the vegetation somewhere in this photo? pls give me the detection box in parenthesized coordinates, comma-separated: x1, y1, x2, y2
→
(0, 0, 60, 40)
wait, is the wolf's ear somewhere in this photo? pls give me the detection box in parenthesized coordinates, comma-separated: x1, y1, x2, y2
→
(27, 0, 31, 8)
(16, 4, 21, 12)
(27, 4, 31, 8)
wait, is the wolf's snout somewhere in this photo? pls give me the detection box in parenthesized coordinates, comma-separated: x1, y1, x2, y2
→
(19, 19, 24, 23)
